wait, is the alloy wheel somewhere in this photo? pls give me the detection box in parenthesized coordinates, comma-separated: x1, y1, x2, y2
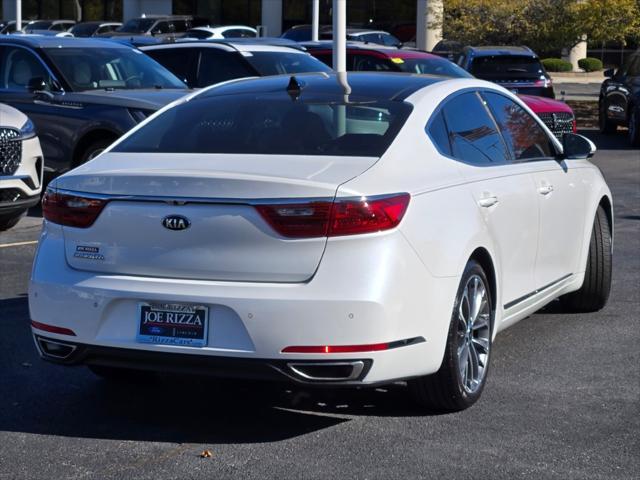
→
(456, 274, 491, 394)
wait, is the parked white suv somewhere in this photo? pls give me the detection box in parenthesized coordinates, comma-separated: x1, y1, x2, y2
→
(0, 104, 43, 230)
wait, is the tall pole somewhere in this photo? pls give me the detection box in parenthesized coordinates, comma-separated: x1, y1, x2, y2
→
(332, 0, 349, 138)
(311, 0, 320, 41)
(332, 0, 346, 72)
(15, 0, 22, 32)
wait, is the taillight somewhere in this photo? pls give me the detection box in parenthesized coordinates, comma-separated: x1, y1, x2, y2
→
(256, 193, 410, 238)
(42, 190, 107, 228)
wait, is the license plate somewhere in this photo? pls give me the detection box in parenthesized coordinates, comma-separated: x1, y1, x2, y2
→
(137, 303, 209, 347)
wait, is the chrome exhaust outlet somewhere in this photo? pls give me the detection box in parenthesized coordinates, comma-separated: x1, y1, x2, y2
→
(287, 361, 365, 382)
(36, 337, 77, 360)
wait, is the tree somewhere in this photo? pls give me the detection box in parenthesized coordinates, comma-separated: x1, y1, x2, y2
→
(441, 0, 640, 54)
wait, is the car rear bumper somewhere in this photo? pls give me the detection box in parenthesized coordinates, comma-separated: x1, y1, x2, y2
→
(29, 223, 460, 384)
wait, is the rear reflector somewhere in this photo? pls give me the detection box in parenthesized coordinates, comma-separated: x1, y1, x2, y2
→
(256, 193, 410, 238)
(42, 190, 107, 228)
(31, 320, 76, 336)
(282, 343, 389, 353)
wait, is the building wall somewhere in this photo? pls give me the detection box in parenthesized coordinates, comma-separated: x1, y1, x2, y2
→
(124, 0, 171, 19)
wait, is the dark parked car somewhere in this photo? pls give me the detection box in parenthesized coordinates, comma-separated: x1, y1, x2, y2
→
(0, 20, 27, 34)
(69, 21, 122, 37)
(141, 41, 330, 88)
(458, 46, 554, 98)
(24, 19, 75, 33)
(104, 15, 209, 39)
(306, 43, 575, 140)
(280, 24, 332, 42)
(0, 36, 189, 177)
(599, 48, 640, 146)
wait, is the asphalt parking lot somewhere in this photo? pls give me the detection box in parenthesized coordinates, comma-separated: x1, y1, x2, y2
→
(0, 130, 638, 480)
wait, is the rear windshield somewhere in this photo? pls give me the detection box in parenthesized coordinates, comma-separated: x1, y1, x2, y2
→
(470, 55, 544, 78)
(113, 93, 412, 157)
(396, 57, 472, 78)
(243, 51, 332, 76)
(69, 23, 98, 37)
(26, 21, 53, 30)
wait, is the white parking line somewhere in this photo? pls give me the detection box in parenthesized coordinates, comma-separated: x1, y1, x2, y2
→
(0, 240, 38, 249)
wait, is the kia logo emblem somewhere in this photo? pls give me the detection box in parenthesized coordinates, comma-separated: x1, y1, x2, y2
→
(162, 215, 191, 231)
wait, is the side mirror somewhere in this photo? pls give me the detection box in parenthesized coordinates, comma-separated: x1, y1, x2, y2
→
(561, 133, 596, 160)
(604, 68, 615, 78)
(27, 76, 47, 93)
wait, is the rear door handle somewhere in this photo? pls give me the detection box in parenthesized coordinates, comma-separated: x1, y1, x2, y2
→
(538, 185, 554, 195)
(478, 195, 499, 208)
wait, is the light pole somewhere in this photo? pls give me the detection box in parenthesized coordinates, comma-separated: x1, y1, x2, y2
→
(15, 0, 21, 32)
(312, 0, 320, 41)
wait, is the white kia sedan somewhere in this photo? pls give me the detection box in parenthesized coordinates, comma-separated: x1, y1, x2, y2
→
(29, 73, 612, 411)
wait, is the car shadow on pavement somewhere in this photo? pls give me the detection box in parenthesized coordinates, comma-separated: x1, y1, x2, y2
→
(0, 297, 430, 446)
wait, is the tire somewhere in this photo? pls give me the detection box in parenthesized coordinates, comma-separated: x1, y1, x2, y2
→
(559, 206, 612, 312)
(409, 260, 493, 412)
(77, 138, 113, 167)
(0, 211, 24, 231)
(88, 365, 149, 382)
(599, 100, 617, 134)
(628, 107, 640, 148)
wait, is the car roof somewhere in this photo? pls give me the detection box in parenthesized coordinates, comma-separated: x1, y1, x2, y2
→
(198, 72, 445, 102)
(302, 41, 441, 59)
(465, 45, 535, 56)
(0, 35, 129, 49)
(128, 15, 194, 20)
(142, 38, 306, 52)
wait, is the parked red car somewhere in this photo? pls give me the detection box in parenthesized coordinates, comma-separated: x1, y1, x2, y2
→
(304, 42, 576, 139)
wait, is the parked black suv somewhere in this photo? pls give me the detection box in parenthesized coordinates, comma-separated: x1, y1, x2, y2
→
(599, 48, 640, 147)
(458, 46, 554, 98)
(0, 36, 189, 177)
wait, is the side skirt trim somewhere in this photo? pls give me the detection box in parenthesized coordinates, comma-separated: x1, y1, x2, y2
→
(503, 273, 572, 310)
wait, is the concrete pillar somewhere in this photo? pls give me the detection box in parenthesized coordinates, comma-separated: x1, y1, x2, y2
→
(416, 0, 443, 52)
(568, 36, 588, 72)
(123, 0, 172, 21)
(260, 0, 283, 37)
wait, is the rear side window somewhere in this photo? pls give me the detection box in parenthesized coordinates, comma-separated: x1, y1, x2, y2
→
(482, 92, 554, 161)
(441, 92, 509, 165)
(427, 110, 451, 156)
(113, 93, 413, 157)
(145, 48, 198, 85)
(243, 52, 331, 76)
(197, 49, 254, 87)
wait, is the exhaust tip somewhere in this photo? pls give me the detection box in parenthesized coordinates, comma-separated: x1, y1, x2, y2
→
(287, 361, 365, 382)
(36, 337, 77, 360)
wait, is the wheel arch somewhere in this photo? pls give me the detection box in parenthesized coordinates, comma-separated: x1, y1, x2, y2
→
(72, 129, 120, 168)
(468, 247, 497, 329)
(599, 194, 614, 244)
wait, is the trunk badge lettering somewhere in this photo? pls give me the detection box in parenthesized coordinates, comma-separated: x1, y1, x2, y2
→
(162, 215, 191, 231)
